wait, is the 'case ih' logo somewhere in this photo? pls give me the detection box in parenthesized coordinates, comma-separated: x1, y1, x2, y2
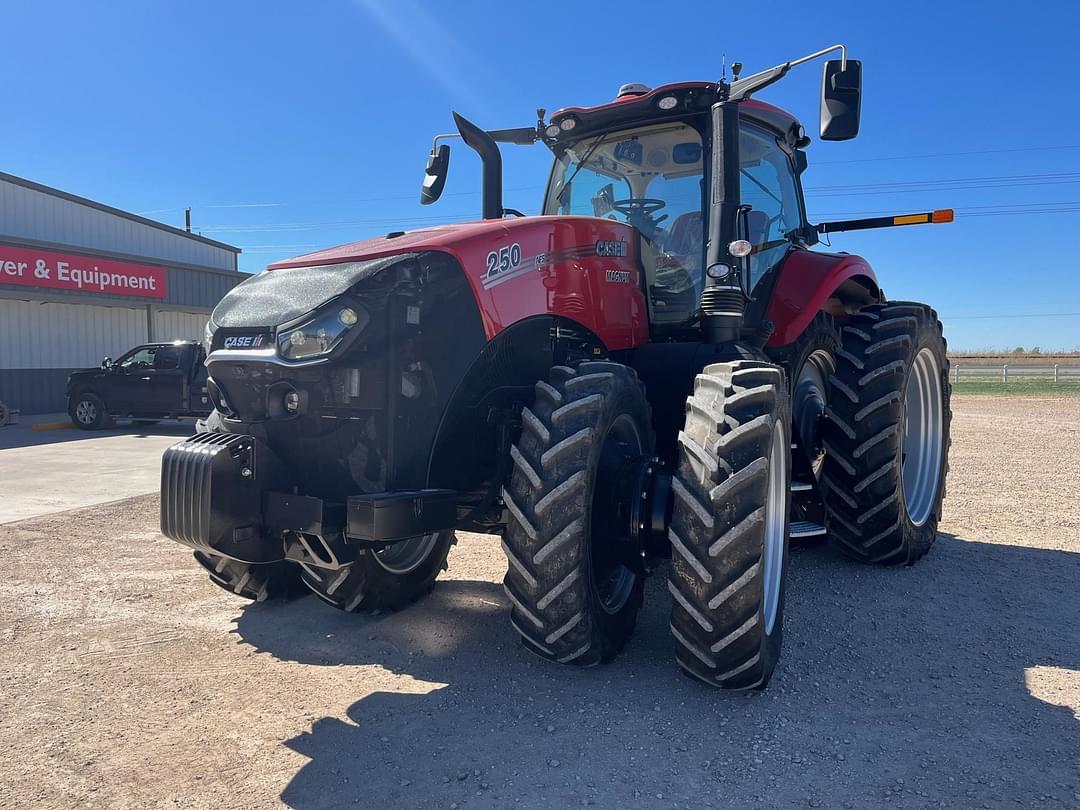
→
(223, 334, 267, 349)
(595, 240, 628, 257)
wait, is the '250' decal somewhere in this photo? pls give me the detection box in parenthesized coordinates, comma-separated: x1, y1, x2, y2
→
(481, 243, 531, 289)
(485, 243, 522, 277)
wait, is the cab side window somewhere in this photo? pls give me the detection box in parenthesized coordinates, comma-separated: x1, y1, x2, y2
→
(739, 123, 804, 289)
(118, 347, 157, 370)
(154, 347, 181, 370)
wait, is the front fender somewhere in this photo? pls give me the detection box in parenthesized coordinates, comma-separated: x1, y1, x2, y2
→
(765, 250, 881, 348)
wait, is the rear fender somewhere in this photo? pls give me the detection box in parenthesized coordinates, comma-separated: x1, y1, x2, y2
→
(765, 250, 881, 348)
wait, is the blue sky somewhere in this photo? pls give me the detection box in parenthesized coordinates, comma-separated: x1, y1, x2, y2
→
(2, 0, 1078, 350)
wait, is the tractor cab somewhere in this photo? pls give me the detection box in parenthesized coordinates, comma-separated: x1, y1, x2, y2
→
(539, 90, 809, 329)
(422, 49, 865, 344)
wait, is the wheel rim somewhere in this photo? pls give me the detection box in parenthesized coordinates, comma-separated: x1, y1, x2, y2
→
(590, 414, 644, 615)
(793, 349, 835, 477)
(371, 532, 441, 575)
(75, 399, 96, 425)
(762, 419, 788, 635)
(902, 347, 944, 527)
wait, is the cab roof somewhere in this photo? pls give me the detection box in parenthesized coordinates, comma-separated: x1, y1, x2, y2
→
(549, 81, 802, 141)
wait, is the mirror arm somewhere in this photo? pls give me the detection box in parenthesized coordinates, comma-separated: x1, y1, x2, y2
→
(728, 43, 847, 102)
(431, 127, 539, 152)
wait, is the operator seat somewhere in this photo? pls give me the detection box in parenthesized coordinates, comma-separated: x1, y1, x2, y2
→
(647, 210, 703, 324)
(663, 211, 703, 257)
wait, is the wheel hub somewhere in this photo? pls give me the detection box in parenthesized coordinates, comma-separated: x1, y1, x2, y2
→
(793, 349, 836, 474)
(75, 399, 96, 425)
(901, 347, 944, 527)
(762, 419, 788, 634)
(590, 415, 646, 615)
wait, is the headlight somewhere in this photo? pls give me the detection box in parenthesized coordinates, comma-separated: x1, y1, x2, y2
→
(203, 321, 215, 355)
(277, 303, 368, 361)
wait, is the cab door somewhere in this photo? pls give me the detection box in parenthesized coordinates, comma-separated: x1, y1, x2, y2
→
(738, 121, 807, 294)
(108, 345, 159, 414)
(147, 345, 185, 414)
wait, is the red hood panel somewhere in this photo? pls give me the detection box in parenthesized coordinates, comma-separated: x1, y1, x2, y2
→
(269, 219, 538, 269)
(265, 216, 651, 351)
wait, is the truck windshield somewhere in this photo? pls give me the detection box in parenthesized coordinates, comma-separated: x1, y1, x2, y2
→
(543, 121, 705, 325)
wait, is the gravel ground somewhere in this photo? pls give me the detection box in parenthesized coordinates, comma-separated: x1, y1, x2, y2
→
(1, 395, 1078, 809)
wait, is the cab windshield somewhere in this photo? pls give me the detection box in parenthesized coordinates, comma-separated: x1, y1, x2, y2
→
(543, 121, 705, 325)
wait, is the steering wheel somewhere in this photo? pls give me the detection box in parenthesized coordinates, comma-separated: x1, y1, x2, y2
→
(613, 198, 668, 241)
(613, 198, 667, 218)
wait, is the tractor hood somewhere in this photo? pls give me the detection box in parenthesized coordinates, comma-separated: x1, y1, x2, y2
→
(212, 215, 644, 343)
(266, 220, 521, 270)
(211, 220, 530, 330)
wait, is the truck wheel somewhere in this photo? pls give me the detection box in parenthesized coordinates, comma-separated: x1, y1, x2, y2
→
(69, 392, 113, 430)
(668, 361, 791, 689)
(193, 551, 305, 601)
(300, 530, 455, 612)
(501, 361, 654, 666)
(822, 302, 951, 565)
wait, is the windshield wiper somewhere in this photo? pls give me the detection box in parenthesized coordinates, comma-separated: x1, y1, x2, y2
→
(553, 134, 608, 203)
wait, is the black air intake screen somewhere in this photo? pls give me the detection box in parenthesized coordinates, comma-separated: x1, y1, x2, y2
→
(211, 254, 417, 328)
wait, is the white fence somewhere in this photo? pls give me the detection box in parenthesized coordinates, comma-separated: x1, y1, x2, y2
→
(952, 364, 1080, 383)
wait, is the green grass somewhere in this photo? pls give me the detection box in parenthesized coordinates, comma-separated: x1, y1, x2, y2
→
(952, 377, 1080, 396)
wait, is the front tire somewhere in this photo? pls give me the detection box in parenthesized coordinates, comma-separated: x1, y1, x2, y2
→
(501, 361, 654, 666)
(668, 361, 792, 689)
(69, 392, 113, 430)
(299, 531, 455, 612)
(193, 551, 305, 602)
(821, 301, 951, 565)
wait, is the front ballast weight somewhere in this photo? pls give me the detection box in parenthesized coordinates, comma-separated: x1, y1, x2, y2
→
(159, 432, 459, 570)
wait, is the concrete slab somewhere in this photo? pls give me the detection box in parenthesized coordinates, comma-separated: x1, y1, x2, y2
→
(0, 416, 195, 523)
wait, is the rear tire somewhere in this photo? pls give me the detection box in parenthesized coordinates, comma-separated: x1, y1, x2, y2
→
(668, 361, 792, 689)
(501, 361, 654, 666)
(299, 531, 455, 612)
(769, 311, 840, 478)
(822, 301, 951, 565)
(193, 551, 305, 602)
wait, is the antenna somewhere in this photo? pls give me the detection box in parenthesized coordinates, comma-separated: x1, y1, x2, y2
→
(721, 53, 727, 82)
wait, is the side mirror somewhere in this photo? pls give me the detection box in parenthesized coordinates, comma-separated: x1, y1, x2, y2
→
(101, 356, 113, 370)
(820, 59, 862, 141)
(420, 144, 450, 205)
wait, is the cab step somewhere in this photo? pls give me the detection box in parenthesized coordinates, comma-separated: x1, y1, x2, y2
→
(790, 480, 813, 493)
(790, 520, 827, 539)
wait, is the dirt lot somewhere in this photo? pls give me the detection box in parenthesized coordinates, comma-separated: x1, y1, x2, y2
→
(2, 395, 1078, 809)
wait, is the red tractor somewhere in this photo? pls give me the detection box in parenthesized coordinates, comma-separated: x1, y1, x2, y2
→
(161, 45, 952, 689)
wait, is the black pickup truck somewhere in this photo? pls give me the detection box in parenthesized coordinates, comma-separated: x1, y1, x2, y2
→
(66, 341, 211, 430)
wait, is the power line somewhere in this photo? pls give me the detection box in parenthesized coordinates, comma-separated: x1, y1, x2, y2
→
(805, 171, 1080, 192)
(204, 204, 1079, 236)
(943, 312, 1080, 320)
(813, 144, 1080, 165)
(812, 203, 1080, 219)
(137, 186, 544, 216)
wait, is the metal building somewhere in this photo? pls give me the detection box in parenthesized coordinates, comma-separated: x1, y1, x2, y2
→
(0, 171, 243, 414)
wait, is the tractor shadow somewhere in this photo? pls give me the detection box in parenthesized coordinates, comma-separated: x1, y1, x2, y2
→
(233, 534, 1080, 810)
